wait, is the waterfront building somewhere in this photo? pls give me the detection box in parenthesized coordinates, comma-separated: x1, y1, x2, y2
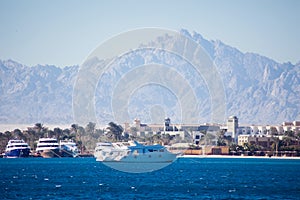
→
(124, 117, 300, 147)
(238, 135, 275, 148)
(274, 125, 284, 135)
(283, 125, 292, 132)
(124, 118, 223, 143)
(282, 121, 300, 134)
(164, 118, 171, 131)
(164, 131, 186, 140)
(237, 126, 251, 135)
(182, 146, 229, 155)
(226, 116, 238, 142)
(256, 125, 267, 135)
(294, 121, 300, 126)
(250, 125, 259, 135)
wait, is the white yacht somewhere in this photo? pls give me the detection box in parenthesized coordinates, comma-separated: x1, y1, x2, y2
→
(94, 141, 178, 173)
(59, 140, 80, 157)
(35, 138, 60, 158)
(4, 139, 31, 158)
(94, 142, 130, 161)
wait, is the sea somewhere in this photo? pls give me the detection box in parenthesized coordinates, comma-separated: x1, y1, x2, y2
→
(1, 157, 300, 199)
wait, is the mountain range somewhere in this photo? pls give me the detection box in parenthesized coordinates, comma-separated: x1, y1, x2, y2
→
(0, 29, 299, 126)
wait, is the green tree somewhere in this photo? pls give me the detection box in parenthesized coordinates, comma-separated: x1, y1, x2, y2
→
(217, 137, 227, 146)
(161, 133, 173, 145)
(282, 136, 293, 147)
(76, 126, 86, 152)
(34, 123, 48, 138)
(85, 122, 96, 135)
(271, 137, 282, 156)
(34, 123, 43, 131)
(53, 127, 63, 140)
(106, 122, 124, 141)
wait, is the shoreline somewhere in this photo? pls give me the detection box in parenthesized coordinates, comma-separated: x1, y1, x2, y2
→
(179, 155, 300, 159)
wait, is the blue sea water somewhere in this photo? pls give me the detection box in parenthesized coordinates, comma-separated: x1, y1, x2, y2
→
(1, 157, 300, 199)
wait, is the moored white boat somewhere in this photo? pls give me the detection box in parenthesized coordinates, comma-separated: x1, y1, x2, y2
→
(59, 140, 80, 157)
(4, 139, 31, 158)
(35, 138, 60, 158)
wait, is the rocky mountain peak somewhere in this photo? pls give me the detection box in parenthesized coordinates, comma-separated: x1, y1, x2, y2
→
(0, 30, 299, 125)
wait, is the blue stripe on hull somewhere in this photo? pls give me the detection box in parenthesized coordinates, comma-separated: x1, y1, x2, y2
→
(5, 149, 30, 158)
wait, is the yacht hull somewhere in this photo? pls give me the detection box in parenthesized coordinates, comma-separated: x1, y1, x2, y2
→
(102, 160, 175, 173)
(59, 143, 79, 157)
(40, 149, 61, 158)
(5, 148, 30, 158)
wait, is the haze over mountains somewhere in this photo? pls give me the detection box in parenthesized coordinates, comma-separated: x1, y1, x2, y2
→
(0, 30, 299, 126)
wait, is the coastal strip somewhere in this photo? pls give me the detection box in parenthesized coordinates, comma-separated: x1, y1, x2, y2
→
(179, 155, 300, 159)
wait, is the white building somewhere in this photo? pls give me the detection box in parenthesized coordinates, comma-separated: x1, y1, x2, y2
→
(164, 131, 186, 140)
(226, 116, 238, 142)
(237, 126, 251, 135)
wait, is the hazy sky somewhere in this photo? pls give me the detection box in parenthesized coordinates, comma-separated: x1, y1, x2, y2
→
(0, 0, 299, 67)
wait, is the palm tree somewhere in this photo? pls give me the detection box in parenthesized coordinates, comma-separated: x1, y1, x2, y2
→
(25, 128, 39, 150)
(217, 137, 226, 146)
(70, 124, 81, 139)
(71, 125, 85, 152)
(161, 133, 173, 145)
(272, 137, 281, 156)
(152, 133, 162, 144)
(53, 128, 63, 140)
(296, 132, 300, 146)
(106, 122, 124, 141)
(0, 131, 11, 153)
(85, 122, 96, 135)
(71, 124, 79, 136)
(282, 136, 292, 147)
(34, 123, 48, 137)
(34, 123, 43, 131)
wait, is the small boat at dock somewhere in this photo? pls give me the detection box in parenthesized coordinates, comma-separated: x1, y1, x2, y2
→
(35, 138, 60, 158)
(59, 140, 80, 157)
(4, 139, 31, 158)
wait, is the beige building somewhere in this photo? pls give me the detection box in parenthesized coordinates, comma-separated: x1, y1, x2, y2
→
(183, 146, 229, 155)
(238, 135, 275, 148)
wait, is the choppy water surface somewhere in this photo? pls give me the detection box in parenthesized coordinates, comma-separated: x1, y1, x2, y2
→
(1, 157, 299, 199)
